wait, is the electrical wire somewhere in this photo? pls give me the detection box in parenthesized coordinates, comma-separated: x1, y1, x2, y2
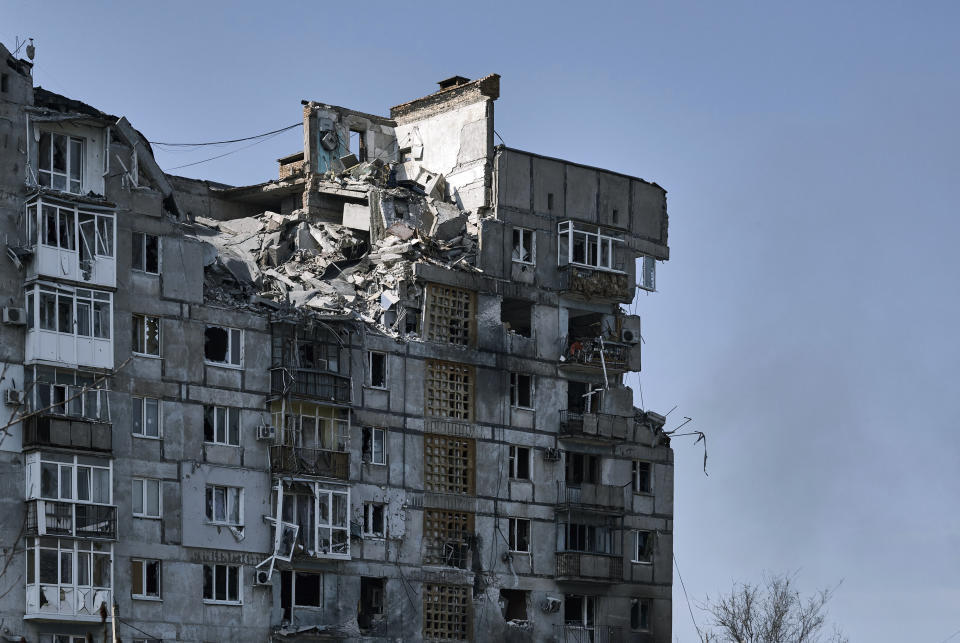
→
(116, 615, 165, 641)
(939, 628, 960, 643)
(674, 552, 706, 643)
(150, 123, 301, 147)
(162, 128, 293, 171)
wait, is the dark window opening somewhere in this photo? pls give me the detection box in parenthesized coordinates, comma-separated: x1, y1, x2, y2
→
(295, 572, 321, 607)
(565, 452, 599, 485)
(564, 594, 595, 627)
(500, 589, 528, 621)
(547, 192, 554, 211)
(0, 73, 8, 93)
(359, 577, 385, 631)
(631, 598, 650, 631)
(612, 208, 619, 224)
(369, 351, 386, 387)
(633, 460, 652, 493)
(364, 503, 385, 537)
(501, 298, 532, 337)
(509, 446, 530, 480)
(568, 310, 607, 341)
(510, 373, 532, 408)
(205, 325, 241, 365)
(567, 381, 603, 414)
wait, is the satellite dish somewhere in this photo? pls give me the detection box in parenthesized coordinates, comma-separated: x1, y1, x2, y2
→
(26, 38, 35, 61)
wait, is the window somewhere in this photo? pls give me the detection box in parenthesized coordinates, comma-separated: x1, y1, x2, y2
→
(633, 460, 652, 494)
(424, 360, 474, 420)
(567, 381, 603, 414)
(500, 589, 528, 621)
(133, 639, 162, 643)
(547, 192, 554, 211)
(132, 314, 161, 356)
(510, 373, 533, 408)
(631, 598, 651, 631)
(32, 452, 111, 504)
(557, 221, 623, 271)
(565, 452, 600, 485)
(563, 523, 614, 554)
(359, 577, 385, 631)
(132, 478, 161, 518)
(349, 129, 367, 162)
(639, 255, 656, 291)
(203, 563, 240, 604)
(508, 518, 530, 553)
(25, 366, 110, 421)
(205, 485, 242, 526)
(508, 446, 530, 480)
(565, 594, 596, 628)
(131, 558, 161, 599)
(38, 131, 83, 193)
(632, 530, 653, 564)
(132, 396, 161, 438)
(424, 284, 474, 346)
(501, 298, 532, 337)
(40, 637, 89, 643)
(612, 208, 619, 225)
(362, 502, 385, 538)
(279, 570, 322, 621)
(368, 351, 387, 388)
(28, 203, 114, 260)
(27, 538, 111, 599)
(362, 427, 386, 465)
(422, 584, 470, 641)
(132, 232, 160, 273)
(204, 325, 242, 366)
(204, 406, 240, 446)
(315, 485, 350, 557)
(512, 227, 535, 264)
(423, 510, 473, 568)
(29, 284, 111, 339)
(0, 73, 8, 93)
(424, 434, 475, 495)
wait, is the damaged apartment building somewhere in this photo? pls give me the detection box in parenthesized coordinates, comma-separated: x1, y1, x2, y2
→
(0, 40, 673, 643)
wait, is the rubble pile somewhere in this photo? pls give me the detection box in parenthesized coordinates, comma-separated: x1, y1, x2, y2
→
(189, 159, 483, 337)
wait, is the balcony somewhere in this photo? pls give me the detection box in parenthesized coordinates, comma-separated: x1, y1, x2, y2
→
(269, 445, 349, 479)
(23, 414, 112, 452)
(557, 481, 626, 510)
(559, 264, 631, 303)
(555, 551, 624, 583)
(271, 367, 351, 404)
(559, 411, 630, 441)
(560, 338, 629, 374)
(26, 500, 117, 540)
(554, 625, 624, 643)
(26, 585, 112, 622)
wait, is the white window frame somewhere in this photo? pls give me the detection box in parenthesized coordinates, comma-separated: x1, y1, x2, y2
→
(132, 231, 161, 274)
(204, 325, 243, 367)
(291, 571, 323, 608)
(362, 502, 386, 538)
(362, 427, 386, 466)
(557, 220, 624, 272)
(509, 372, 534, 409)
(131, 558, 162, 600)
(37, 131, 84, 194)
(512, 227, 535, 265)
(132, 478, 161, 519)
(508, 517, 530, 553)
(508, 445, 531, 480)
(632, 460, 653, 494)
(132, 396, 161, 439)
(204, 405, 241, 447)
(632, 529, 653, 564)
(132, 314, 161, 357)
(202, 563, 241, 604)
(29, 284, 112, 339)
(367, 351, 387, 388)
(205, 484, 243, 527)
(30, 452, 113, 504)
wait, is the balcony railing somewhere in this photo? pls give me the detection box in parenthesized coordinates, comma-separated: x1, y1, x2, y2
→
(554, 625, 623, 643)
(23, 414, 112, 452)
(26, 584, 112, 621)
(271, 367, 351, 404)
(560, 338, 628, 372)
(269, 445, 349, 479)
(26, 500, 117, 540)
(559, 410, 630, 441)
(557, 481, 625, 509)
(555, 552, 624, 583)
(559, 264, 631, 302)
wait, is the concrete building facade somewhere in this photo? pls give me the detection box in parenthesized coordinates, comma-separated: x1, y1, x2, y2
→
(0, 42, 673, 643)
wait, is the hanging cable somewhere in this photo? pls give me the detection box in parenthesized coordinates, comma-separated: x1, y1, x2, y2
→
(162, 128, 293, 171)
(150, 122, 301, 147)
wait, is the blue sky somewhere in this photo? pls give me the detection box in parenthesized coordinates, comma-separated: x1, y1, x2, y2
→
(7, 1, 960, 640)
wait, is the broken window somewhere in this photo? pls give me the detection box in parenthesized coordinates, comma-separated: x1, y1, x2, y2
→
(368, 351, 387, 388)
(425, 360, 474, 420)
(633, 460, 652, 494)
(205, 485, 242, 526)
(424, 284, 474, 346)
(639, 255, 656, 291)
(423, 583, 470, 641)
(508, 518, 530, 553)
(500, 298, 532, 337)
(563, 523, 613, 554)
(547, 192, 555, 211)
(349, 129, 367, 162)
(631, 598, 651, 631)
(508, 446, 530, 480)
(564, 594, 596, 628)
(363, 502, 385, 538)
(204, 405, 240, 446)
(132, 314, 160, 356)
(280, 570, 322, 620)
(38, 131, 83, 193)
(132, 232, 160, 274)
(132, 478, 161, 518)
(509, 373, 533, 408)
(557, 221, 622, 271)
(132, 396, 161, 438)
(362, 427, 386, 465)
(423, 510, 473, 568)
(279, 487, 316, 553)
(31, 284, 111, 339)
(359, 577, 385, 631)
(567, 381, 603, 414)
(26, 367, 110, 421)
(512, 227, 535, 264)
(500, 589, 528, 621)
(203, 563, 240, 604)
(424, 434, 475, 495)
(632, 530, 653, 563)
(205, 325, 242, 366)
(131, 558, 161, 599)
(565, 452, 600, 486)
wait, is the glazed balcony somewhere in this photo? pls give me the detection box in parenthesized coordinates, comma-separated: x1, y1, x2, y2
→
(559, 410, 630, 441)
(269, 445, 349, 480)
(26, 584, 112, 622)
(555, 551, 624, 583)
(25, 500, 117, 540)
(270, 367, 351, 404)
(23, 414, 112, 452)
(557, 481, 626, 510)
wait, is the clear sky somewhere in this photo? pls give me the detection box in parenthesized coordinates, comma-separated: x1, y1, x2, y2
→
(6, 1, 959, 640)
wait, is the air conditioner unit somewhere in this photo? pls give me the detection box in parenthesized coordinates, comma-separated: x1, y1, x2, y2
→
(254, 569, 273, 586)
(543, 447, 561, 462)
(4, 389, 25, 406)
(257, 424, 275, 441)
(620, 315, 642, 345)
(2, 307, 26, 325)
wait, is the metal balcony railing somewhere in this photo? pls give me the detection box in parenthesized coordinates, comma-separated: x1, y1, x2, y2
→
(23, 414, 112, 452)
(553, 624, 623, 643)
(557, 481, 626, 509)
(555, 551, 624, 583)
(561, 338, 628, 372)
(271, 367, 351, 404)
(559, 410, 630, 441)
(26, 500, 117, 540)
(269, 445, 349, 479)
